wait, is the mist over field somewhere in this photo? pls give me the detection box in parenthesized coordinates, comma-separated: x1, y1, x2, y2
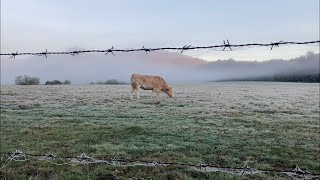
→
(199, 51, 320, 82)
(1, 51, 319, 84)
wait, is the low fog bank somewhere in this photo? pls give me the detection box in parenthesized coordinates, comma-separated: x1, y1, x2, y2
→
(199, 51, 319, 82)
(1, 50, 319, 84)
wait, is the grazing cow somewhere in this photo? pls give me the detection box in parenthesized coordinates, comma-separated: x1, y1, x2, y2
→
(130, 74, 174, 101)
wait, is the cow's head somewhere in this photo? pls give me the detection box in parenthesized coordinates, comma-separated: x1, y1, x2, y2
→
(165, 87, 174, 97)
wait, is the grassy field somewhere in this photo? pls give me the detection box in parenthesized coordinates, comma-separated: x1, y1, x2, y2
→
(0, 82, 319, 179)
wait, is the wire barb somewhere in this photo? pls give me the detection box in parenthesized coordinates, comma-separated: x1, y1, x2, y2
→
(270, 41, 283, 50)
(77, 153, 90, 161)
(241, 161, 253, 175)
(9, 51, 18, 59)
(180, 45, 192, 54)
(143, 46, 151, 54)
(105, 46, 115, 56)
(12, 150, 24, 157)
(223, 40, 232, 50)
(71, 51, 80, 56)
(196, 162, 207, 170)
(38, 49, 48, 58)
(45, 153, 56, 160)
(292, 165, 305, 174)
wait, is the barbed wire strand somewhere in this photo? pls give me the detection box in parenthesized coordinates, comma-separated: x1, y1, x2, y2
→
(1, 40, 319, 59)
(0, 150, 319, 179)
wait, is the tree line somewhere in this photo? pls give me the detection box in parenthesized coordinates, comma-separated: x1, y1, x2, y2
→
(14, 75, 71, 85)
(14, 75, 128, 85)
(223, 73, 320, 83)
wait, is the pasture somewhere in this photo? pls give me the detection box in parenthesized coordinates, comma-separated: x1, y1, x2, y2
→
(0, 82, 319, 179)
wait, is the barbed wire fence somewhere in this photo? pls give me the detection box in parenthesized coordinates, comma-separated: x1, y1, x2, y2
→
(1, 40, 320, 179)
(0, 150, 319, 179)
(1, 40, 319, 59)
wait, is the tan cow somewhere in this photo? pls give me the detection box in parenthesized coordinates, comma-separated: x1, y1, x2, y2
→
(130, 74, 174, 101)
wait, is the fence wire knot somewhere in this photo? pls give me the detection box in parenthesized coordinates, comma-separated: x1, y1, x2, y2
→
(152, 161, 159, 167)
(12, 150, 24, 157)
(111, 156, 121, 165)
(105, 46, 115, 56)
(241, 161, 253, 175)
(181, 45, 191, 54)
(270, 41, 283, 50)
(143, 46, 151, 54)
(77, 153, 90, 161)
(223, 40, 232, 50)
(39, 49, 48, 58)
(292, 165, 305, 174)
(45, 153, 56, 160)
(196, 162, 207, 170)
(71, 51, 80, 56)
(9, 51, 18, 59)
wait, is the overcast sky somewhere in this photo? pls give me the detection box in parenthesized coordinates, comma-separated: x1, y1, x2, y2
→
(1, 0, 319, 61)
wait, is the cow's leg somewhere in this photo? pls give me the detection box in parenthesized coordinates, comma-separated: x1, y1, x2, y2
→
(130, 86, 135, 100)
(131, 82, 140, 100)
(152, 90, 159, 100)
(153, 87, 160, 103)
(136, 89, 140, 99)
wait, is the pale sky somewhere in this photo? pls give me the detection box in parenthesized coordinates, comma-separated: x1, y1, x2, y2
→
(1, 0, 319, 61)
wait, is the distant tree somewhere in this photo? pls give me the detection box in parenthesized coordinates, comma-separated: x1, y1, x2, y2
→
(105, 79, 119, 85)
(45, 80, 63, 85)
(15, 75, 40, 85)
(104, 79, 127, 85)
(63, 80, 71, 85)
(96, 81, 104, 85)
(90, 79, 128, 85)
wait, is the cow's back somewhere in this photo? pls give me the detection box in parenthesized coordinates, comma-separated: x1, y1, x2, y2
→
(131, 74, 165, 89)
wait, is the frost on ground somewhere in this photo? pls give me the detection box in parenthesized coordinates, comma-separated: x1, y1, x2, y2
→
(0, 82, 319, 179)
